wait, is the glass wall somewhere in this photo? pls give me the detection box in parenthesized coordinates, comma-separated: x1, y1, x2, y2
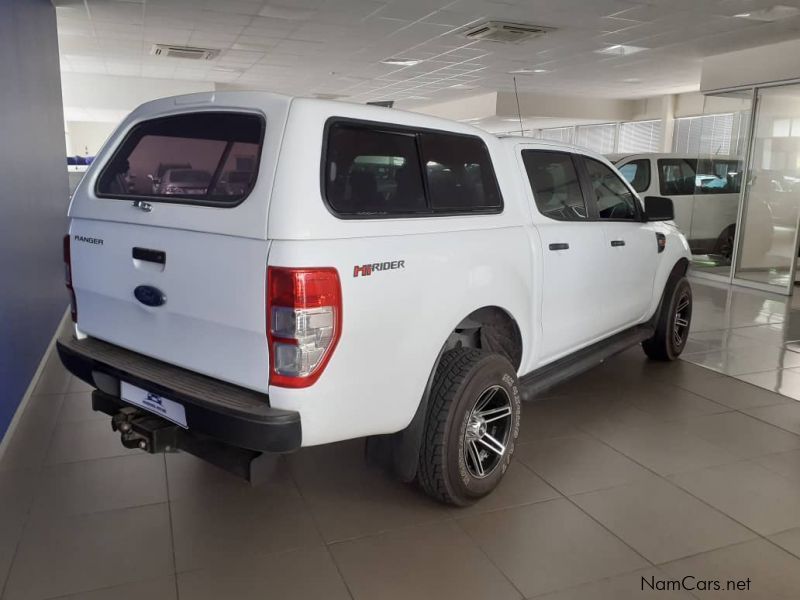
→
(686, 91, 753, 279)
(734, 84, 800, 293)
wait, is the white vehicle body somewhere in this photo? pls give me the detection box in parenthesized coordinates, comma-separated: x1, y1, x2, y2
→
(62, 91, 691, 459)
(614, 153, 741, 254)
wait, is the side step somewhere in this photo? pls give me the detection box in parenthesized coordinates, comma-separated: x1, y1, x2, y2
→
(92, 390, 278, 484)
(518, 325, 654, 402)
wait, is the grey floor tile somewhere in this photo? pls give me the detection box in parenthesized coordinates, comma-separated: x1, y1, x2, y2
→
(448, 460, 560, 517)
(31, 356, 71, 396)
(648, 360, 723, 388)
(753, 448, 800, 482)
(516, 400, 587, 442)
(66, 376, 94, 394)
(57, 391, 105, 424)
(178, 546, 350, 600)
(733, 323, 791, 346)
(165, 450, 296, 504)
(516, 436, 654, 496)
(738, 368, 800, 402)
(169, 479, 321, 573)
(57, 577, 177, 600)
(3, 503, 173, 600)
(31, 454, 167, 518)
(680, 412, 800, 459)
(287, 440, 452, 543)
(584, 420, 740, 476)
(558, 394, 662, 431)
(0, 511, 28, 594)
(0, 396, 63, 472)
(682, 347, 800, 376)
(660, 539, 800, 599)
(670, 461, 800, 536)
(330, 520, 521, 600)
(45, 418, 138, 465)
(769, 527, 800, 559)
(458, 497, 648, 598)
(532, 567, 694, 599)
(571, 477, 755, 564)
(672, 372, 791, 410)
(743, 401, 800, 436)
(620, 385, 730, 421)
(687, 329, 779, 353)
(0, 470, 38, 588)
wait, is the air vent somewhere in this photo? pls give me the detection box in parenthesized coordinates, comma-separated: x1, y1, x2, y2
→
(150, 44, 220, 60)
(463, 21, 554, 43)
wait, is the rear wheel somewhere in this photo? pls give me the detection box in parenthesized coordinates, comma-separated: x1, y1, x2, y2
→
(643, 276, 692, 361)
(714, 225, 736, 260)
(417, 348, 520, 506)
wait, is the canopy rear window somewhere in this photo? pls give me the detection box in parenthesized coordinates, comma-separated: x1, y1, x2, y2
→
(96, 112, 264, 207)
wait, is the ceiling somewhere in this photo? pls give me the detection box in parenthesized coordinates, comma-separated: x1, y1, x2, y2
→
(55, 0, 800, 108)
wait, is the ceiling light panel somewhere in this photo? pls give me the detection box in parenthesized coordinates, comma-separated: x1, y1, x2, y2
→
(594, 44, 648, 56)
(734, 5, 800, 21)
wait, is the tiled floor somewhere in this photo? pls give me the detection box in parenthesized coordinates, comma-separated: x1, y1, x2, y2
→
(2, 280, 800, 599)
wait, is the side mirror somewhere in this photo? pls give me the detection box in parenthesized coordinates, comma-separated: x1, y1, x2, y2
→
(644, 196, 674, 221)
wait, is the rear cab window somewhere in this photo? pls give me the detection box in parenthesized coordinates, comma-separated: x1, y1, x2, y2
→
(323, 119, 502, 218)
(96, 112, 265, 207)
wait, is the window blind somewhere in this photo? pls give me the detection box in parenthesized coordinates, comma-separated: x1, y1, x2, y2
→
(618, 120, 662, 153)
(574, 123, 617, 153)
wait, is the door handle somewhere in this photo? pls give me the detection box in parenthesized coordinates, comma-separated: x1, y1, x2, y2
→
(132, 247, 166, 265)
(610, 240, 626, 247)
(548, 243, 570, 251)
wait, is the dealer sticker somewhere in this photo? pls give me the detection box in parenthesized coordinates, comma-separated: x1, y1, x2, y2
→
(121, 382, 188, 428)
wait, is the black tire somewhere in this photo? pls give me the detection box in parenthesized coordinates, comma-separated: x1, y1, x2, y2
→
(417, 348, 521, 506)
(713, 225, 736, 260)
(643, 276, 692, 361)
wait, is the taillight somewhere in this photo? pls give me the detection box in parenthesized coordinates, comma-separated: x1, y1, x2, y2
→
(63, 234, 77, 322)
(267, 267, 342, 388)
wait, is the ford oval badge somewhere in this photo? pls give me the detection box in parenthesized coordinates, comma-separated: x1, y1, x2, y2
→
(134, 285, 166, 307)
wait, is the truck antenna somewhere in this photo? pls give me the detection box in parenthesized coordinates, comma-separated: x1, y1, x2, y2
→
(513, 76, 524, 136)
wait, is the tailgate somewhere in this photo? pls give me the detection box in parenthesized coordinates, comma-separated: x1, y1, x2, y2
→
(67, 95, 290, 392)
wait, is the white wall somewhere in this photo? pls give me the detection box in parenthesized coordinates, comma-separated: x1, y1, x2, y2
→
(65, 121, 117, 156)
(701, 38, 800, 92)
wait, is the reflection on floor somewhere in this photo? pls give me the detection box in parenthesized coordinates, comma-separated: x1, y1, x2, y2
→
(683, 278, 800, 400)
(1, 282, 800, 599)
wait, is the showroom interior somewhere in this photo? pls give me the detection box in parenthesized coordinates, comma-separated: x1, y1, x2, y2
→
(5, 0, 800, 598)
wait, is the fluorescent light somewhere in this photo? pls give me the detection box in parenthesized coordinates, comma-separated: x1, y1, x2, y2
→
(381, 58, 422, 66)
(595, 44, 647, 56)
(509, 68, 550, 74)
(733, 5, 800, 21)
(622, 77, 642, 83)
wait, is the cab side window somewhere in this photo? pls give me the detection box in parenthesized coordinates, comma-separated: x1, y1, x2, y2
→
(617, 159, 650, 193)
(658, 158, 697, 196)
(521, 150, 587, 221)
(584, 158, 639, 221)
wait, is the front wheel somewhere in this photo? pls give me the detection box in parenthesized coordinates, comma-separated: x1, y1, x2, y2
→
(417, 348, 521, 506)
(643, 276, 692, 361)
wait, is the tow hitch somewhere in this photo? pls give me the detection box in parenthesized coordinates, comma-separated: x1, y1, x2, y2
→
(93, 390, 279, 484)
(111, 406, 179, 453)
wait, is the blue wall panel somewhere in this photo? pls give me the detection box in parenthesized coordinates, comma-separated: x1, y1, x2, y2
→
(0, 0, 70, 439)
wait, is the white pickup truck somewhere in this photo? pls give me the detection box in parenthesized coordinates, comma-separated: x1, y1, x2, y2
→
(58, 92, 692, 505)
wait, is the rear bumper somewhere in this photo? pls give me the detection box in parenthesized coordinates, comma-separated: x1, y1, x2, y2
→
(56, 336, 301, 453)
